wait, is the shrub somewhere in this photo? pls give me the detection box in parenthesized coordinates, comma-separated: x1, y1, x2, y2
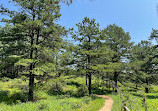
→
(0, 77, 10, 82)
(51, 82, 63, 92)
(9, 92, 28, 103)
(77, 85, 88, 97)
(48, 79, 65, 95)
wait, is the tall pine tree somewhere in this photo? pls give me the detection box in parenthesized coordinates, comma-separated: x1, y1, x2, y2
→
(102, 24, 132, 92)
(0, 0, 65, 101)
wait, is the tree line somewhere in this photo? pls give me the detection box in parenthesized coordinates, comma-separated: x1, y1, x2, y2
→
(0, 0, 158, 101)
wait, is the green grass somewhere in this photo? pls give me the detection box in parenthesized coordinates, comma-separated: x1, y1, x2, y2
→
(110, 88, 158, 111)
(0, 95, 103, 111)
(0, 76, 105, 111)
(75, 97, 105, 111)
(151, 85, 158, 93)
(109, 94, 122, 111)
(0, 91, 105, 111)
(2, 75, 157, 111)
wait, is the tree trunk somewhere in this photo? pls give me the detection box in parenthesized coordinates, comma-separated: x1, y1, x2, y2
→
(87, 35, 91, 95)
(136, 84, 138, 92)
(145, 78, 149, 93)
(28, 19, 35, 101)
(112, 86, 114, 93)
(108, 81, 111, 90)
(28, 47, 34, 101)
(102, 80, 105, 90)
(86, 74, 88, 85)
(114, 72, 118, 93)
(56, 55, 58, 76)
(88, 73, 91, 95)
(28, 70, 34, 101)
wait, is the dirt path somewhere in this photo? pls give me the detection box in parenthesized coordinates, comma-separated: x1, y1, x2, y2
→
(96, 95, 113, 111)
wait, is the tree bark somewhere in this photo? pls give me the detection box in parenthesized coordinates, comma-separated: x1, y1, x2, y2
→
(86, 74, 88, 85)
(88, 73, 91, 95)
(28, 70, 34, 101)
(28, 7, 36, 101)
(136, 84, 138, 92)
(114, 72, 118, 93)
(87, 35, 91, 96)
(28, 41, 34, 101)
(28, 21, 35, 101)
(145, 78, 149, 93)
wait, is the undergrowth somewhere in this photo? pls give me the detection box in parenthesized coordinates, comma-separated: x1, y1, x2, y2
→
(0, 76, 105, 111)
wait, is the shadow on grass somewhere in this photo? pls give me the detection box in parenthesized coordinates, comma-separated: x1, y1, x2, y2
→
(146, 95, 158, 99)
(47, 84, 113, 99)
(92, 87, 112, 95)
(127, 89, 137, 92)
(0, 90, 28, 105)
(133, 93, 158, 99)
(132, 93, 142, 98)
(47, 88, 80, 99)
(47, 88, 101, 99)
(67, 81, 81, 87)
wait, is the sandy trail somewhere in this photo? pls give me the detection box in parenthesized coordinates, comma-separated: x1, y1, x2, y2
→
(96, 95, 113, 111)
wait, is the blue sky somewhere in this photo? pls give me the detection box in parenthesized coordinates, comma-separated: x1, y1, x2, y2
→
(0, 0, 158, 44)
(59, 0, 158, 44)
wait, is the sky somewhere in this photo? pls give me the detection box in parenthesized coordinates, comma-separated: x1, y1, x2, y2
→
(59, 0, 158, 44)
(0, 0, 158, 44)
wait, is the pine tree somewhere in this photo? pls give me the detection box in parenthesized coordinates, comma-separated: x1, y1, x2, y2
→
(0, 0, 65, 101)
(71, 17, 100, 95)
(129, 40, 155, 93)
(72, 17, 115, 95)
(102, 24, 132, 92)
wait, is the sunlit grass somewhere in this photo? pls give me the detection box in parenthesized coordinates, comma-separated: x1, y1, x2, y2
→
(110, 90, 158, 111)
(0, 92, 105, 111)
(0, 77, 105, 111)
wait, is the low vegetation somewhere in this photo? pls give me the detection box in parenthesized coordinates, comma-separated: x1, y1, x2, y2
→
(0, 76, 105, 111)
(110, 85, 158, 111)
(0, 0, 158, 111)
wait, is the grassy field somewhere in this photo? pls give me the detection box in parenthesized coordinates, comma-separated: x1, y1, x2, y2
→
(1, 75, 158, 111)
(0, 93, 104, 111)
(0, 76, 105, 111)
(110, 85, 158, 111)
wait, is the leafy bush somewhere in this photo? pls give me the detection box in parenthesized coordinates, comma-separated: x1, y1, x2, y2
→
(77, 85, 88, 97)
(9, 92, 28, 103)
(51, 82, 63, 92)
(0, 90, 9, 102)
(47, 79, 65, 95)
(0, 77, 10, 82)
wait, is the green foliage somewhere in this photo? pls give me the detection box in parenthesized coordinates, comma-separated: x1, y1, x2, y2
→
(77, 85, 88, 97)
(0, 0, 158, 110)
(128, 40, 156, 93)
(48, 79, 64, 94)
(0, 77, 105, 111)
(0, 0, 68, 100)
(33, 63, 56, 75)
(15, 59, 33, 67)
(110, 84, 158, 111)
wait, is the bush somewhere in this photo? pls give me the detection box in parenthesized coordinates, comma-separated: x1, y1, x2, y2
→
(0, 77, 10, 82)
(48, 79, 64, 95)
(77, 85, 88, 97)
(9, 92, 28, 103)
(51, 82, 63, 92)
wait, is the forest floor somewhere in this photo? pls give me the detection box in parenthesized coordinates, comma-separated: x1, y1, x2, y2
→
(95, 95, 113, 111)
